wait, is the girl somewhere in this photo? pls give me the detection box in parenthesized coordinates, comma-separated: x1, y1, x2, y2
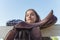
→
(25, 9, 42, 40)
(4, 9, 57, 40)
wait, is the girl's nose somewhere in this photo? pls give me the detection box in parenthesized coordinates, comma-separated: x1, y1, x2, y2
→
(28, 15, 31, 18)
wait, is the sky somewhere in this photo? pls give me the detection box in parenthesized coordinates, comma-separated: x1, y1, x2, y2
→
(0, 0, 60, 26)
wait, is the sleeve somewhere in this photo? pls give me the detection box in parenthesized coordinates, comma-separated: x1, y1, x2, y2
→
(4, 27, 17, 40)
(39, 10, 57, 29)
(40, 15, 57, 29)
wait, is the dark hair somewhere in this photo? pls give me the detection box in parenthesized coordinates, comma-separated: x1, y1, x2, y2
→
(25, 9, 41, 23)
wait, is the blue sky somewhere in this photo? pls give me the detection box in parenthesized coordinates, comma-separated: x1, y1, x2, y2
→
(0, 0, 60, 26)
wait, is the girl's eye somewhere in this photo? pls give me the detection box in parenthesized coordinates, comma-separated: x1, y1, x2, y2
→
(26, 15, 29, 17)
(26, 13, 35, 17)
(31, 14, 34, 16)
(26, 14, 34, 17)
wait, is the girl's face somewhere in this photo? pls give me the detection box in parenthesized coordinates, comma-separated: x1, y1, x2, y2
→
(25, 10, 37, 23)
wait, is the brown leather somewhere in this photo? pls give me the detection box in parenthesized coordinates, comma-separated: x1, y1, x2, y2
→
(4, 10, 57, 40)
(14, 10, 57, 30)
(4, 28, 17, 40)
(40, 10, 57, 29)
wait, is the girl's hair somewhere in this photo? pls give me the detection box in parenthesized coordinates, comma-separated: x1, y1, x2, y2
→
(25, 9, 41, 23)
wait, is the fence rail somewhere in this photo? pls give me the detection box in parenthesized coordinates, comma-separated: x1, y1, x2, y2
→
(0, 24, 60, 39)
